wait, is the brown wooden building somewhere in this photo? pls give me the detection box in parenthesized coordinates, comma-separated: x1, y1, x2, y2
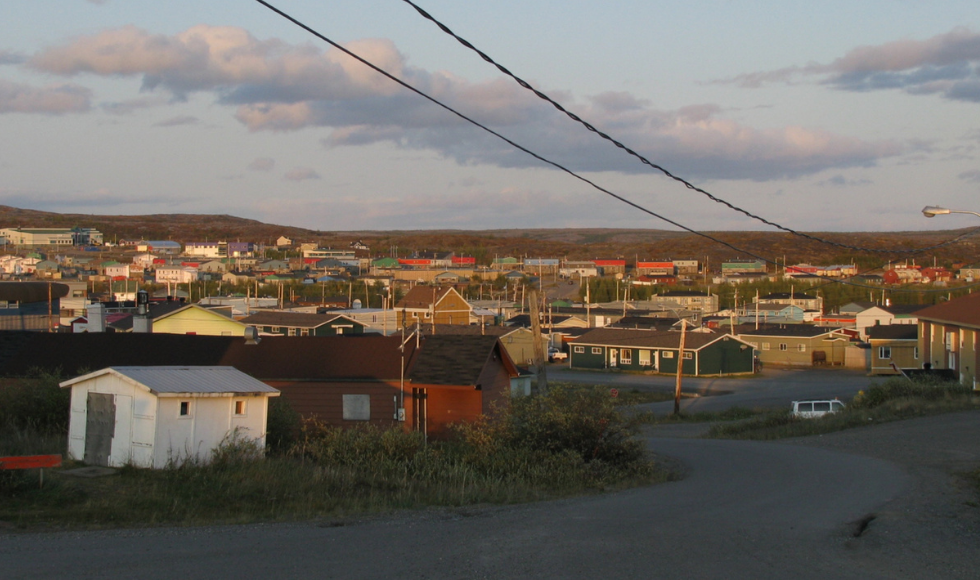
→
(0, 331, 517, 440)
(395, 285, 472, 327)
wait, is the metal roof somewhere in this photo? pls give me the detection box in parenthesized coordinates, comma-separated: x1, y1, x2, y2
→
(61, 366, 279, 395)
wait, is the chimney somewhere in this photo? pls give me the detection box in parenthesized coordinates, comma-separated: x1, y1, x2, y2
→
(86, 302, 106, 333)
(133, 290, 152, 333)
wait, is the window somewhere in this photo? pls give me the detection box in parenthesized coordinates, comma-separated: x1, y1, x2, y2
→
(288, 328, 297, 336)
(620, 350, 632, 364)
(682, 352, 693, 360)
(271, 326, 281, 333)
(638, 350, 651, 366)
(797, 344, 806, 352)
(762, 343, 770, 351)
(234, 400, 247, 416)
(342, 394, 371, 421)
(179, 401, 190, 417)
(879, 346, 892, 359)
(914, 347, 919, 360)
(779, 343, 788, 351)
(662, 351, 674, 359)
(301, 328, 310, 336)
(591, 347, 602, 355)
(573, 346, 585, 353)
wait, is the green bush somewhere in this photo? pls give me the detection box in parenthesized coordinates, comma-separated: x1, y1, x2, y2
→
(265, 397, 302, 454)
(0, 369, 70, 433)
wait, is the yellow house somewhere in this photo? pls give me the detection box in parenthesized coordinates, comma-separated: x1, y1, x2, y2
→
(867, 324, 919, 375)
(151, 304, 247, 336)
(916, 293, 980, 389)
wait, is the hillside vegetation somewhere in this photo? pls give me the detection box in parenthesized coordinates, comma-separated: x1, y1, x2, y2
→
(2, 205, 978, 268)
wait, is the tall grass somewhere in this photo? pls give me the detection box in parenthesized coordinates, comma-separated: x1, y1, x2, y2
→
(707, 377, 979, 440)
(0, 385, 665, 529)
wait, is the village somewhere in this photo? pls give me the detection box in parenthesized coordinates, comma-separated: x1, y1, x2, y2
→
(0, 224, 978, 469)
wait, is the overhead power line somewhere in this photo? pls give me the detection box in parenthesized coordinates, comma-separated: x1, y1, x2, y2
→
(396, 0, 980, 255)
(251, 0, 980, 295)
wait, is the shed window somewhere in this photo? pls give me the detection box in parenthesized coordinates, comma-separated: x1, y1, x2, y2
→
(662, 351, 674, 359)
(682, 352, 693, 360)
(234, 400, 247, 416)
(179, 401, 191, 417)
(620, 350, 632, 364)
(779, 343, 788, 351)
(879, 346, 892, 359)
(797, 344, 806, 352)
(762, 343, 770, 351)
(343, 394, 371, 421)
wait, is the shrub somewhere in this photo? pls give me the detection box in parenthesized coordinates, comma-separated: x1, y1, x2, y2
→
(0, 369, 70, 433)
(265, 397, 302, 455)
(851, 377, 973, 410)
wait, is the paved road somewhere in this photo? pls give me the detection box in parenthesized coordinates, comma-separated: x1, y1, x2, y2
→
(549, 366, 874, 414)
(1, 435, 910, 579)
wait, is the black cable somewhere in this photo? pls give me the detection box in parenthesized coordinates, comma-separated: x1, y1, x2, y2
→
(251, 0, 980, 295)
(397, 0, 980, 255)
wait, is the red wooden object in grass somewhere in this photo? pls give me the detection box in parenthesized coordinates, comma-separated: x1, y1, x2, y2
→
(0, 454, 63, 470)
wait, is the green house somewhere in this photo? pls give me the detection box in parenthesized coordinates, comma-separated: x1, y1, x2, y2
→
(569, 328, 755, 376)
(239, 311, 366, 336)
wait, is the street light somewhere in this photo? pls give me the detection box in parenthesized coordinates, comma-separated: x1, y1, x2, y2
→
(922, 206, 980, 219)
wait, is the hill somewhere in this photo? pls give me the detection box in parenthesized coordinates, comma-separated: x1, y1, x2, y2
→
(1, 205, 978, 269)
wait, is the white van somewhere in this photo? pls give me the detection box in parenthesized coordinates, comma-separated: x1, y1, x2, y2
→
(791, 399, 845, 419)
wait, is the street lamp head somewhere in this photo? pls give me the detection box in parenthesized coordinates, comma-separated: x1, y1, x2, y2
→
(922, 205, 951, 218)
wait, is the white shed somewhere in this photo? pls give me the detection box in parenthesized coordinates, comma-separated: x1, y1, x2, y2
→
(60, 366, 280, 469)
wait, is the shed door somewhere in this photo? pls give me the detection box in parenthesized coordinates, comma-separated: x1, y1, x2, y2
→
(84, 392, 115, 467)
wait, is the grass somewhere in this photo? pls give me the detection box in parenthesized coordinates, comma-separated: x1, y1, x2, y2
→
(705, 378, 980, 440)
(0, 385, 669, 530)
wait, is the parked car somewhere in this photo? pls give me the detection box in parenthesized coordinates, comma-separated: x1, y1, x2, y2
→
(549, 348, 568, 362)
(791, 399, 845, 419)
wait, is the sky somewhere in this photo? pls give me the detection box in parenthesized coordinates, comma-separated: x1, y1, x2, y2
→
(1, 0, 979, 233)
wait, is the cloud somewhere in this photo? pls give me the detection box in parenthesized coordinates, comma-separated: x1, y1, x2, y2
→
(719, 27, 980, 103)
(959, 169, 980, 183)
(0, 79, 91, 114)
(248, 157, 275, 171)
(0, 187, 154, 210)
(0, 51, 26, 65)
(28, 25, 900, 180)
(153, 115, 198, 127)
(101, 95, 169, 115)
(816, 175, 873, 188)
(283, 167, 320, 181)
(86, 0, 108, 4)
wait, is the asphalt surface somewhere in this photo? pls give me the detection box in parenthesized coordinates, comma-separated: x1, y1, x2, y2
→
(0, 435, 911, 579)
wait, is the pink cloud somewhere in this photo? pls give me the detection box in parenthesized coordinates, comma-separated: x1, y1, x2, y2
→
(0, 79, 91, 114)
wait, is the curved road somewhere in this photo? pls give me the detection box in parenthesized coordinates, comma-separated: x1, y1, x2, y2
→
(2, 435, 911, 579)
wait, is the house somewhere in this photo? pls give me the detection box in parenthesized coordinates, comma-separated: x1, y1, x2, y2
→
(854, 303, 927, 341)
(395, 286, 472, 327)
(60, 366, 279, 468)
(738, 325, 853, 367)
(915, 293, 980, 388)
(240, 311, 365, 336)
(155, 265, 198, 284)
(276, 236, 292, 248)
(0, 332, 517, 439)
(645, 291, 719, 314)
(569, 328, 755, 376)
(411, 323, 547, 367)
(0, 281, 69, 331)
(737, 303, 805, 324)
(868, 325, 919, 375)
(755, 292, 824, 313)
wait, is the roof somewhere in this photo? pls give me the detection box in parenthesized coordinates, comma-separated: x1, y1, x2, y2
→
(60, 366, 279, 395)
(914, 293, 980, 329)
(396, 286, 455, 310)
(240, 311, 355, 329)
(738, 325, 846, 338)
(760, 292, 818, 300)
(867, 325, 918, 341)
(408, 335, 516, 386)
(409, 323, 519, 338)
(0, 282, 70, 303)
(572, 328, 739, 350)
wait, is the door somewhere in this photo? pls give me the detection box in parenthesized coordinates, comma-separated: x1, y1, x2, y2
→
(609, 348, 618, 367)
(84, 392, 115, 467)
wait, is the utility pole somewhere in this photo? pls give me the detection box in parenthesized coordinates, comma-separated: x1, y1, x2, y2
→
(529, 288, 548, 395)
(673, 318, 687, 416)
